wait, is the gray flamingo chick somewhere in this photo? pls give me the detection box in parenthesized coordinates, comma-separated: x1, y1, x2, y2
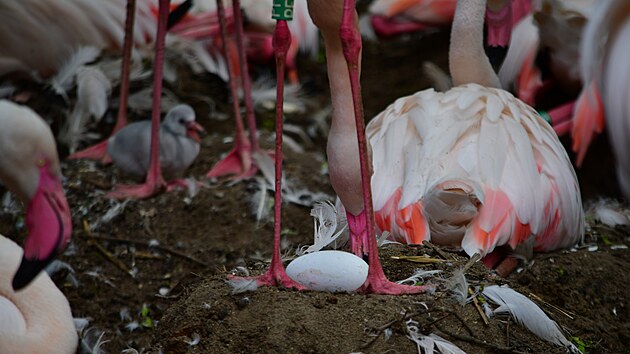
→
(107, 104, 205, 178)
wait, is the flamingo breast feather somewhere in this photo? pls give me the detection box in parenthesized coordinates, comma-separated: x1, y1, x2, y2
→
(368, 84, 583, 256)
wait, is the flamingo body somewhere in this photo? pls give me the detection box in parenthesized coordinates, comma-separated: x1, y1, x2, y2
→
(368, 84, 584, 258)
(574, 0, 630, 196)
(0, 0, 156, 78)
(107, 104, 204, 177)
(0, 236, 77, 354)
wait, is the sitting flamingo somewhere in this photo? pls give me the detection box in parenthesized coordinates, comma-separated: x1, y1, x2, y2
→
(107, 104, 205, 178)
(368, 0, 584, 273)
(0, 100, 73, 290)
(0, 236, 77, 354)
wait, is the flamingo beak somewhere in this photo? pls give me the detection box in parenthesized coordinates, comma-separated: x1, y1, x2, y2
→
(186, 121, 206, 143)
(12, 163, 72, 291)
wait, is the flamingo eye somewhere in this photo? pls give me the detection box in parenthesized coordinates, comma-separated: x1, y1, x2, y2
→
(179, 118, 186, 125)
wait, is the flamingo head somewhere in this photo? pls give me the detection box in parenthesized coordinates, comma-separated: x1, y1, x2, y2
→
(164, 104, 206, 143)
(11, 158, 72, 291)
(0, 100, 72, 291)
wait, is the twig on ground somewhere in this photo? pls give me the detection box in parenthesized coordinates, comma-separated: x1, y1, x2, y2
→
(82, 219, 134, 277)
(461, 253, 482, 274)
(435, 323, 525, 354)
(82, 233, 209, 267)
(469, 287, 490, 325)
(422, 240, 453, 260)
(528, 293, 576, 319)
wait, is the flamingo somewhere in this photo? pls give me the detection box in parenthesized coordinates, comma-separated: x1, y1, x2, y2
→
(572, 0, 630, 198)
(0, 100, 73, 290)
(226, 0, 431, 294)
(367, 0, 584, 274)
(499, 0, 596, 137)
(367, 0, 531, 47)
(0, 236, 77, 354)
(107, 104, 205, 178)
(166, 0, 318, 180)
(0, 0, 155, 79)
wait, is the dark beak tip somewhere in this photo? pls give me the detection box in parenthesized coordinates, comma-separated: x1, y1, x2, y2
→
(12, 257, 52, 291)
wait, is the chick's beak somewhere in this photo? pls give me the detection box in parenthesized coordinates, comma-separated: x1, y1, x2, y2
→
(186, 121, 206, 143)
(12, 163, 72, 291)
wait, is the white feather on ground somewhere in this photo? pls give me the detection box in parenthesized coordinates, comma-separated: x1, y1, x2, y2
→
(49, 46, 101, 98)
(226, 278, 259, 294)
(406, 319, 466, 354)
(298, 201, 348, 255)
(397, 269, 442, 286)
(251, 76, 310, 114)
(586, 199, 630, 227)
(482, 285, 579, 352)
(59, 65, 112, 153)
(249, 177, 273, 223)
(446, 269, 470, 305)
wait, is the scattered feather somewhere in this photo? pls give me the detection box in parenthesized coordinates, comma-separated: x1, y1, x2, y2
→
(97, 200, 131, 228)
(45, 260, 75, 276)
(127, 87, 180, 113)
(251, 76, 308, 114)
(586, 199, 630, 227)
(446, 269, 470, 305)
(249, 177, 273, 223)
(227, 278, 259, 294)
(406, 319, 466, 354)
(73, 317, 92, 333)
(125, 321, 141, 332)
(58, 64, 112, 152)
(120, 307, 132, 322)
(50, 46, 101, 98)
(185, 333, 201, 346)
(397, 269, 442, 286)
(78, 327, 109, 354)
(298, 201, 348, 255)
(611, 244, 628, 250)
(482, 285, 579, 352)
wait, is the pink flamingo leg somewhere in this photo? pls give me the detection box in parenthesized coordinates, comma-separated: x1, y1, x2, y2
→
(206, 0, 257, 179)
(340, 0, 429, 295)
(68, 0, 136, 163)
(107, 0, 169, 199)
(230, 20, 304, 290)
(232, 0, 259, 152)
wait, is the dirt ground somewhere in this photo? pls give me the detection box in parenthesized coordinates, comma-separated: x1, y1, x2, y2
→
(1, 25, 629, 354)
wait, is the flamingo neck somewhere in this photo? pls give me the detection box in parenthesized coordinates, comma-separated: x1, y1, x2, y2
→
(449, 0, 501, 87)
(324, 43, 357, 131)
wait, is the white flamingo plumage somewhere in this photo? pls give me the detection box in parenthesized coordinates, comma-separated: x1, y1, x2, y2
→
(0, 100, 76, 353)
(0, 236, 77, 354)
(572, 0, 630, 197)
(0, 0, 155, 79)
(367, 0, 584, 269)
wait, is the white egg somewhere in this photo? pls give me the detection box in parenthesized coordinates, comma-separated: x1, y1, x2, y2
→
(286, 250, 369, 292)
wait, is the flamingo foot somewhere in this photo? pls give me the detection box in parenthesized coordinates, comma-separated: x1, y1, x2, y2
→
(67, 140, 113, 164)
(206, 144, 257, 179)
(359, 273, 432, 295)
(494, 255, 520, 278)
(229, 260, 306, 290)
(106, 180, 165, 200)
(165, 178, 205, 192)
(207, 142, 276, 181)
